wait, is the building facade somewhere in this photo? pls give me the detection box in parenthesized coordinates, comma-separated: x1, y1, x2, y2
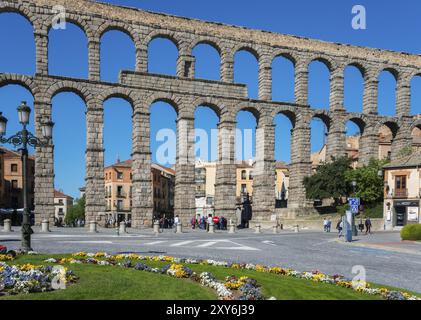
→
(383, 153, 421, 230)
(54, 190, 74, 221)
(0, 149, 4, 208)
(104, 160, 175, 222)
(0, 147, 35, 210)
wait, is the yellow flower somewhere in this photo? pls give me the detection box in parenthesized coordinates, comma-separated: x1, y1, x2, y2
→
(72, 252, 87, 258)
(231, 264, 241, 269)
(18, 263, 42, 271)
(255, 265, 267, 272)
(0, 254, 13, 261)
(94, 252, 105, 258)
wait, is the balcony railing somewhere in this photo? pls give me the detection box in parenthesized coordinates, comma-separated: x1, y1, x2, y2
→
(393, 190, 408, 198)
(116, 191, 126, 198)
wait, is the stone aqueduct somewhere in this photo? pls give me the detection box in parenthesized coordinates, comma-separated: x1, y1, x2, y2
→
(1, 0, 421, 227)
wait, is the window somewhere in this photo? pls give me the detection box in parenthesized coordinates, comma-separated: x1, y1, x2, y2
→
(58, 199, 64, 205)
(249, 171, 253, 180)
(58, 208, 63, 213)
(11, 180, 18, 190)
(241, 170, 247, 180)
(117, 172, 123, 180)
(395, 175, 407, 197)
(241, 184, 247, 194)
(11, 164, 18, 172)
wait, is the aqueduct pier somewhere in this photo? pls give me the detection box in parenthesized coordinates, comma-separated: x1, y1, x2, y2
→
(1, 0, 421, 227)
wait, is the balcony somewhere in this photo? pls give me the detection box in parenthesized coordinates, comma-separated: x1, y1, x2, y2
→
(116, 191, 127, 198)
(393, 190, 408, 198)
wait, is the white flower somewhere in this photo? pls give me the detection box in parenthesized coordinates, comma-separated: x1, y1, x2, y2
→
(44, 258, 57, 263)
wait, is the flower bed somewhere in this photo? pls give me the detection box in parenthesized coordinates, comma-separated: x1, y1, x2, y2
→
(0, 262, 78, 296)
(44, 255, 265, 300)
(47, 252, 420, 301)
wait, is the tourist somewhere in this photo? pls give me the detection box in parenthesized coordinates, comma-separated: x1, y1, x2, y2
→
(358, 218, 365, 233)
(174, 215, 180, 227)
(235, 207, 242, 227)
(337, 219, 343, 238)
(326, 218, 332, 233)
(207, 214, 213, 232)
(323, 218, 328, 232)
(365, 217, 372, 235)
(191, 216, 197, 229)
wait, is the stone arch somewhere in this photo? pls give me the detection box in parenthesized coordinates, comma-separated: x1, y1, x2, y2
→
(311, 110, 332, 131)
(45, 13, 94, 40)
(232, 44, 260, 60)
(192, 97, 223, 119)
(97, 21, 139, 44)
(0, 3, 36, 26)
(0, 74, 38, 96)
(376, 118, 400, 138)
(345, 62, 367, 78)
(410, 118, 421, 131)
(145, 30, 181, 51)
(271, 51, 297, 66)
(190, 38, 222, 55)
(378, 66, 399, 81)
(146, 92, 181, 114)
(46, 81, 91, 106)
(307, 56, 335, 72)
(270, 106, 297, 127)
(344, 113, 368, 134)
(234, 103, 261, 124)
(98, 87, 137, 109)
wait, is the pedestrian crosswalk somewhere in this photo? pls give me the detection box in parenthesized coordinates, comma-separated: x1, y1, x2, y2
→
(142, 239, 259, 251)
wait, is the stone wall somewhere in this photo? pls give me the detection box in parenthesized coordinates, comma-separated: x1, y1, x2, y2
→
(0, 0, 420, 226)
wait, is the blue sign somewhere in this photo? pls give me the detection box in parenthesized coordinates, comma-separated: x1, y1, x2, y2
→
(349, 198, 360, 206)
(350, 205, 359, 214)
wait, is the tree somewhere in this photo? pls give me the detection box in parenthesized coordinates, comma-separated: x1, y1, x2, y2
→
(303, 157, 353, 205)
(345, 159, 389, 204)
(65, 195, 85, 226)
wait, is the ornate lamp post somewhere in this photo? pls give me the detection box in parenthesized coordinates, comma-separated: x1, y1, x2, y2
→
(0, 102, 54, 252)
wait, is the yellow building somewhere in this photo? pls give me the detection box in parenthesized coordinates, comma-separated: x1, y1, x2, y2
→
(195, 159, 290, 211)
(383, 152, 421, 230)
(54, 190, 74, 221)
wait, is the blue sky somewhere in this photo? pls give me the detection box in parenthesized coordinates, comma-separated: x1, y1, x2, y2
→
(1, 0, 421, 198)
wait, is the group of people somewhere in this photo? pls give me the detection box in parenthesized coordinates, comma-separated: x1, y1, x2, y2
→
(335, 216, 373, 238)
(105, 217, 131, 229)
(190, 215, 228, 231)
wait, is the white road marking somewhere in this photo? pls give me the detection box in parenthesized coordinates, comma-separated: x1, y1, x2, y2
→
(59, 241, 113, 244)
(262, 240, 276, 246)
(196, 241, 218, 248)
(170, 240, 195, 247)
(144, 241, 167, 245)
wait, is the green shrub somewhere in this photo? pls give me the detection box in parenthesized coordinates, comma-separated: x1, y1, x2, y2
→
(401, 224, 421, 241)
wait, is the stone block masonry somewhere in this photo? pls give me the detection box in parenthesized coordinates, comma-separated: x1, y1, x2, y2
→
(1, 0, 420, 226)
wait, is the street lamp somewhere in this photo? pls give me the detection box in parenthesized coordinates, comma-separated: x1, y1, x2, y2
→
(0, 102, 54, 252)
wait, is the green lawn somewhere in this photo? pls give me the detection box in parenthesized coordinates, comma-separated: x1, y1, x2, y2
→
(1, 254, 418, 300)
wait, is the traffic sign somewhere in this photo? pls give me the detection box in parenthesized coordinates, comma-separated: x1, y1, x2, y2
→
(349, 198, 360, 206)
(350, 205, 359, 214)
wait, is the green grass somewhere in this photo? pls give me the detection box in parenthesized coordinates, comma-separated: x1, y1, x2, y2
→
(1, 254, 418, 300)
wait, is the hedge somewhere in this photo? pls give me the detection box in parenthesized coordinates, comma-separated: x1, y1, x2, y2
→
(400, 224, 421, 241)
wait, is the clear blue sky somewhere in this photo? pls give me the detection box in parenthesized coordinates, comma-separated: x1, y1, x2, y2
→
(1, 0, 421, 198)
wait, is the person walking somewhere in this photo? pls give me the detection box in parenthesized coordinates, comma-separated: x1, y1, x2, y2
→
(327, 218, 332, 233)
(191, 216, 196, 229)
(365, 217, 372, 235)
(323, 218, 328, 232)
(337, 219, 343, 238)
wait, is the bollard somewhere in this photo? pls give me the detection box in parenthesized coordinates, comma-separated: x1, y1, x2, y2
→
(119, 221, 127, 234)
(3, 219, 12, 232)
(228, 223, 236, 234)
(273, 225, 279, 234)
(255, 224, 261, 234)
(41, 219, 50, 233)
(294, 225, 299, 233)
(89, 221, 98, 233)
(153, 221, 160, 234)
(208, 223, 215, 233)
(176, 223, 183, 234)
